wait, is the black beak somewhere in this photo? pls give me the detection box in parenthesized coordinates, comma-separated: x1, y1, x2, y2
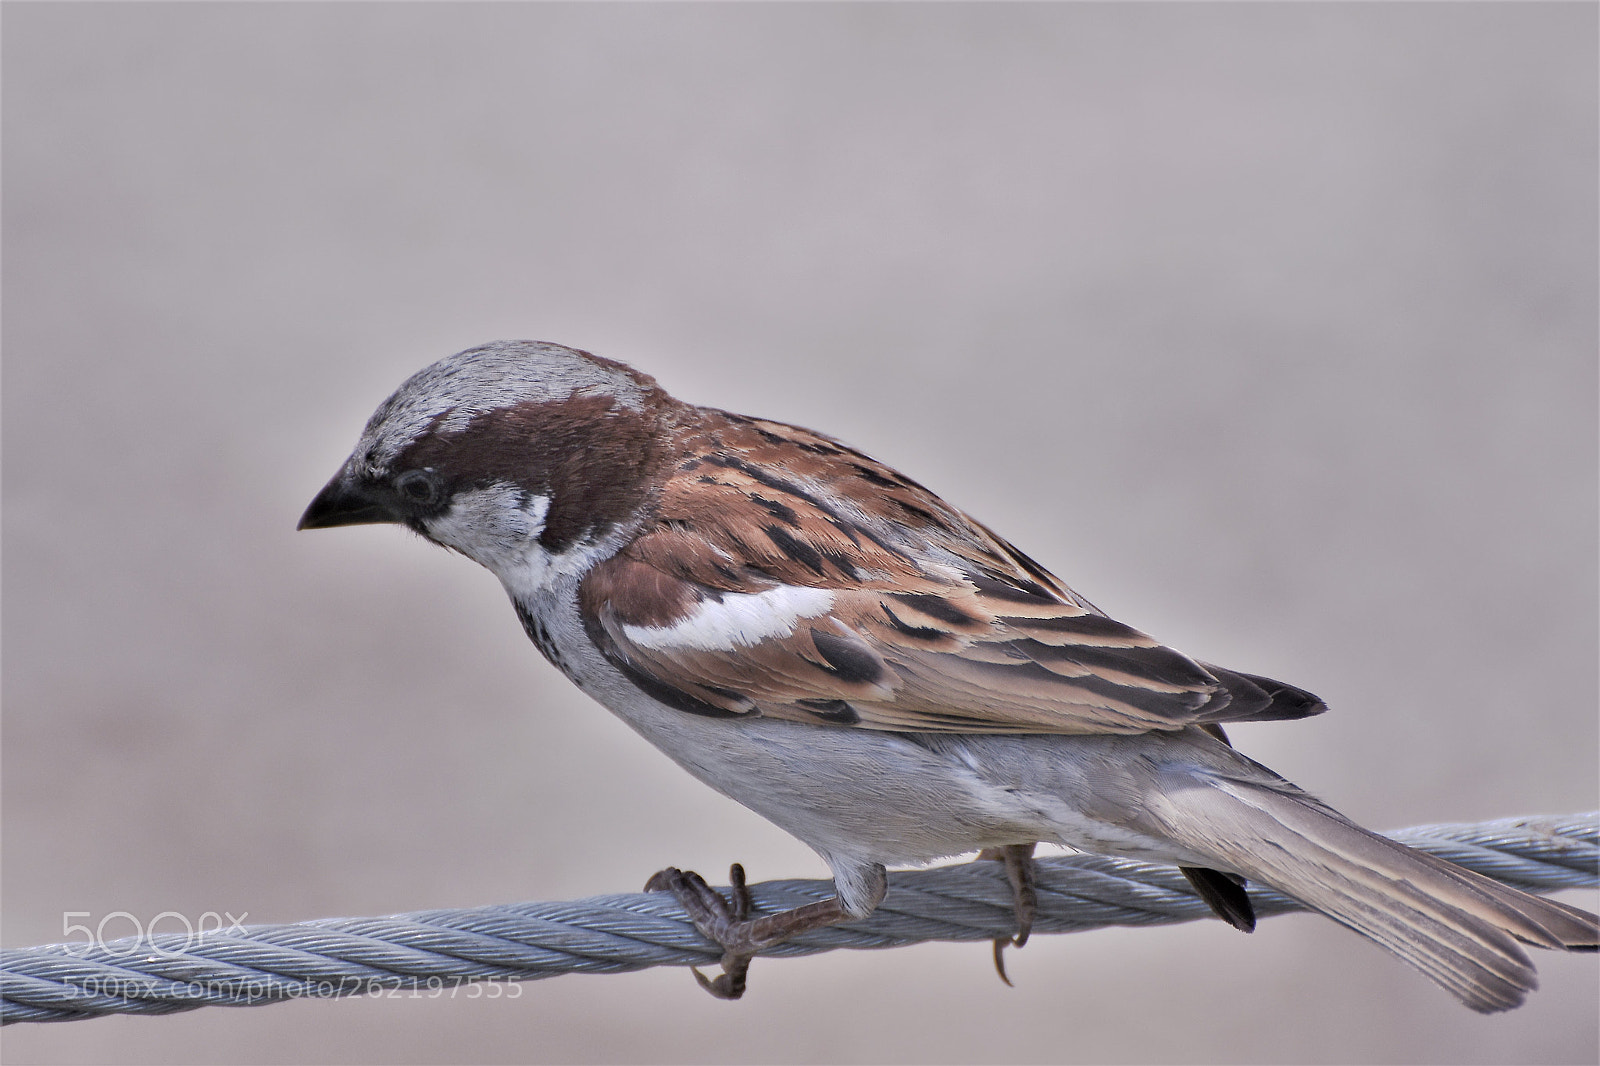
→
(297, 473, 402, 530)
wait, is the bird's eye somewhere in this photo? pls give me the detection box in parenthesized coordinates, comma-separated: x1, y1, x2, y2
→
(393, 468, 443, 507)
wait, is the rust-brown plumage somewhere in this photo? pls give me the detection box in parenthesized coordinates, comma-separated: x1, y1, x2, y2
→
(579, 410, 1325, 735)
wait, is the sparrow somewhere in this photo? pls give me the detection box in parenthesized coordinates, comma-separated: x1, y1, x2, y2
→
(299, 339, 1597, 1010)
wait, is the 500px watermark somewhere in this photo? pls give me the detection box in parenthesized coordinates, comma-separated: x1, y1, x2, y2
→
(60, 910, 249, 956)
(59, 974, 524, 1002)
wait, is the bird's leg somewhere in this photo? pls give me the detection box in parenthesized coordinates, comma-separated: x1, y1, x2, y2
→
(645, 863, 862, 1000)
(978, 842, 1038, 986)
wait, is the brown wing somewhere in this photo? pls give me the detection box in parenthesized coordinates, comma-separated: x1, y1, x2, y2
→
(577, 411, 1324, 735)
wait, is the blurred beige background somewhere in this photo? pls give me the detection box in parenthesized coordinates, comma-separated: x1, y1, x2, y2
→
(3, 3, 1596, 1063)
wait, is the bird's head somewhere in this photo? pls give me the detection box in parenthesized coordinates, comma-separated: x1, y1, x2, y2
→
(299, 340, 676, 583)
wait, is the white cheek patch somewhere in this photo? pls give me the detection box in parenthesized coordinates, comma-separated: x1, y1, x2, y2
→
(424, 487, 551, 571)
(623, 585, 837, 652)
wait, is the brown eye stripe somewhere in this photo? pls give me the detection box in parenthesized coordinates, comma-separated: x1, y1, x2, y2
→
(393, 394, 668, 554)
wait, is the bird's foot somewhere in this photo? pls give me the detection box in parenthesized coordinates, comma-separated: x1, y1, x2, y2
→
(646, 864, 756, 998)
(645, 863, 851, 1000)
(978, 842, 1038, 986)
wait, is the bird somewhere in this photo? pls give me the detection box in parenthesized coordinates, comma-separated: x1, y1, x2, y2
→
(298, 339, 1596, 1010)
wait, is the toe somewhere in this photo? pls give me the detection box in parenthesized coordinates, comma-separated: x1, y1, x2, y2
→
(645, 867, 684, 893)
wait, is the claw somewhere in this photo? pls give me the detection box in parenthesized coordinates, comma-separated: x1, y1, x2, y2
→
(690, 953, 750, 999)
(992, 937, 1015, 987)
(981, 843, 1039, 985)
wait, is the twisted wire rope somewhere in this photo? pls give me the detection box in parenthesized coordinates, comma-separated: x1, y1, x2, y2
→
(4, 812, 1594, 1024)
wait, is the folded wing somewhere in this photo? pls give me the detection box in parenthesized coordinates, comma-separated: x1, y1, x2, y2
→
(577, 411, 1325, 736)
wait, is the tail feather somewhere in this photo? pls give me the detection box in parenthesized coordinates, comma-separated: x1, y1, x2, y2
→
(1180, 865, 1256, 932)
(1152, 776, 1599, 1013)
